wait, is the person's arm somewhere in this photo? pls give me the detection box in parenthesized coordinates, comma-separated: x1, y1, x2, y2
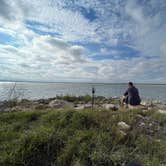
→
(124, 89, 128, 96)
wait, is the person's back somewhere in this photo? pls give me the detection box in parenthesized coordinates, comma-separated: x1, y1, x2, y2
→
(124, 82, 141, 106)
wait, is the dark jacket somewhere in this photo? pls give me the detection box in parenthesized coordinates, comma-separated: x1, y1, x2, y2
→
(124, 86, 141, 105)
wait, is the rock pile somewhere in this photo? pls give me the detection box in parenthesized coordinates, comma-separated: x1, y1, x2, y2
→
(0, 96, 166, 113)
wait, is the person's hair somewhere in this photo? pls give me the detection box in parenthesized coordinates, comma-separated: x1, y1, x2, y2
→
(128, 82, 133, 86)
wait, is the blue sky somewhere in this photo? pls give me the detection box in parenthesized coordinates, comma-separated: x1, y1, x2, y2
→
(0, 0, 166, 83)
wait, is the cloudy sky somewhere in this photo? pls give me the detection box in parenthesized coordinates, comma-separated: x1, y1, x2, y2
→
(0, 0, 166, 83)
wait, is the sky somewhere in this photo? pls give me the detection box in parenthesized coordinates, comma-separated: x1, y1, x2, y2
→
(0, 0, 166, 83)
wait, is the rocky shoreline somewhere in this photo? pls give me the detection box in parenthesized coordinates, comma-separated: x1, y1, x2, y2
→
(0, 95, 166, 114)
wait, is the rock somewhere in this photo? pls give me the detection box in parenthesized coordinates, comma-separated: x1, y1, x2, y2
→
(84, 104, 92, 109)
(103, 104, 118, 111)
(147, 107, 152, 111)
(140, 101, 147, 106)
(48, 99, 73, 109)
(142, 109, 148, 113)
(75, 104, 92, 110)
(119, 130, 127, 136)
(153, 100, 161, 104)
(141, 101, 152, 106)
(158, 109, 166, 114)
(149, 123, 153, 127)
(156, 139, 161, 143)
(128, 105, 140, 109)
(155, 103, 166, 109)
(18, 100, 35, 108)
(0, 101, 12, 112)
(34, 104, 49, 110)
(11, 106, 23, 112)
(0, 101, 6, 107)
(118, 121, 130, 131)
(3, 108, 11, 112)
(139, 122, 145, 127)
(112, 96, 118, 99)
(37, 99, 50, 104)
(75, 105, 84, 110)
(19, 99, 30, 104)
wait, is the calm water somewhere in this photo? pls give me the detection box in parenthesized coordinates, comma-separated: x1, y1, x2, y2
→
(0, 82, 166, 101)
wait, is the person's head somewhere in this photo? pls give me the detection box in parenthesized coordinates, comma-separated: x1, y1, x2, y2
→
(128, 82, 133, 87)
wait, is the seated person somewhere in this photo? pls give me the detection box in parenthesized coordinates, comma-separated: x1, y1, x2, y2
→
(123, 82, 141, 106)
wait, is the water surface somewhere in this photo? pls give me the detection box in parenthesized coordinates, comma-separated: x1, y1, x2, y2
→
(0, 82, 166, 101)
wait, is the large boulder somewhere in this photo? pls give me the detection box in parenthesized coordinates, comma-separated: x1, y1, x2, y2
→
(48, 99, 73, 109)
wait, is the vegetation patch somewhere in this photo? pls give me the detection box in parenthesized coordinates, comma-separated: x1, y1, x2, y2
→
(0, 109, 165, 166)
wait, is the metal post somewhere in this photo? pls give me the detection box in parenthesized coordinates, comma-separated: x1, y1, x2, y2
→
(92, 86, 95, 110)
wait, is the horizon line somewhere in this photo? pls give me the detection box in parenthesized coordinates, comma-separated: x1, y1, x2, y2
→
(0, 80, 166, 85)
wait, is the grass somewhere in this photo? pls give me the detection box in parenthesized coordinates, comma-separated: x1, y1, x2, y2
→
(56, 95, 92, 103)
(0, 108, 166, 166)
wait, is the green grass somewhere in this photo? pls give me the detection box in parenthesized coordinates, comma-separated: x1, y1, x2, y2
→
(0, 109, 165, 166)
(56, 95, 92, 103)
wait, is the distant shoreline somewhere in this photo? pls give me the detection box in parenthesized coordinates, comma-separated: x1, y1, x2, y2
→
(0, 80, 166, 85)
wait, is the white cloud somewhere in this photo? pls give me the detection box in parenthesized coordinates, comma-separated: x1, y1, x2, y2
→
(0, 0, 166, 82)
(0, 35, 92, 81)
(1, 39, 166, 83)
(125, 0, 166, 58)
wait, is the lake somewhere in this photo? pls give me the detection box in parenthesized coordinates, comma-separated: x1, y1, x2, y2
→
(0, 82, 166, 101)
